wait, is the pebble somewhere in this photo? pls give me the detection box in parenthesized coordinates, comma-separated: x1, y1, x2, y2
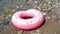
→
(7, 14, 12, 17)
(30, 31, 33, 34)
(36, 29, 40, 32)
(37, 6, 41, 10)
(48, 1, 51, 4)
(43, 12, 46, 16)
(16, 6, 19, 9)
(59, 21, 60, 23)
(52, 15, 56, 18)
(33, 33, 38, 34)
(12, 9, 16, 12)
(3, 19, 9, 26)
(47, 16, 51, 19)
(34, 1, 38, 3)
(0, 21, 1, 23)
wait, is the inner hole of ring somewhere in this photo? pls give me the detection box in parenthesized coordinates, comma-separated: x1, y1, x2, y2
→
(21, 16, 33, 19)
(20, 13, 34, 19)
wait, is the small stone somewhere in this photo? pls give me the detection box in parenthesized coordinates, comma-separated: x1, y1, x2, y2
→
(37, 6, 41, 10)
(44, 3, 47, 5)
(20, 5, 23, 8)
(52, 5, 56, 8)
(59, 20, 60, 23)
(6, 17, 8, 19)
(12, 9, 16, 12)
(48, 1, 51, 4)
(30, 31, 33, 34)
(24, 0, 28, 2)
(18, 30, 23, 34)
(16, 6, 19, 9)
(36, 29, 40, 32)
(3, 19, 9, 26)
(0, 15, 4, 20)
(47, 16, 51, 19)
(52, 15, 56, 18)
(7, 14, 12, 17)
(34, 1, 38, 3)
(0, 21, 1, 23)
(44, 8, 51, 13)
(33, 33, 37, 34)
(43, 12, 46, 15)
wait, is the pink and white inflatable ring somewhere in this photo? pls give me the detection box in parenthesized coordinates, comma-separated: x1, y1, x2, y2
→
(11, 9, 44, 30)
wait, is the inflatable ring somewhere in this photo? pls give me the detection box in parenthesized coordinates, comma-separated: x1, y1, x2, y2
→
(11, 9, 44, 30)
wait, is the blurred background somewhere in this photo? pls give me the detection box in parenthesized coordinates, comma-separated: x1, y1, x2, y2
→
(0, 0, 60, 34)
